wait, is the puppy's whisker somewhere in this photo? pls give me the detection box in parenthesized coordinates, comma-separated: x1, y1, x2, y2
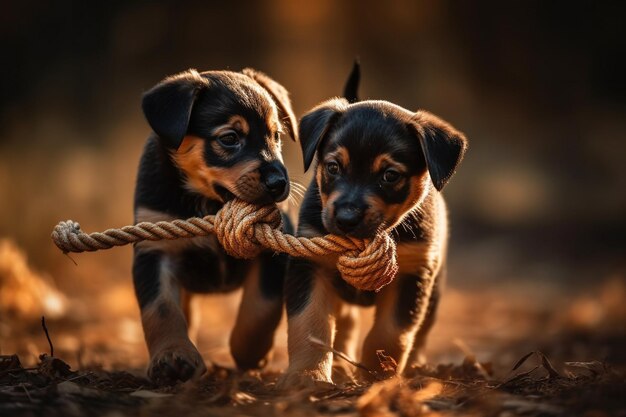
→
(289, 180, 307, 192)
(289, 187, 306, 197)
(292, 193, 304, 201)
(287, 191, 303, 205)
(288, 184, 305, 199)
(290, 189, 304, 199)
(289, 188, 304, 197)
(286, 194, 302, 208)
(290, 181, 306, 190)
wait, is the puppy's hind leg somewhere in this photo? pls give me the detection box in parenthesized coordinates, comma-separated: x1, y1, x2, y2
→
(133, 249, 206, 385)
(230, 251, 286, 370)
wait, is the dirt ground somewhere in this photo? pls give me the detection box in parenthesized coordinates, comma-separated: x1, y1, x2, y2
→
(1, 238, 624, 417)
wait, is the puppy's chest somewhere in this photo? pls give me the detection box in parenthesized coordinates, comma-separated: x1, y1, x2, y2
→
(135, 208, 251, 293)
(171, 241, 251, 293)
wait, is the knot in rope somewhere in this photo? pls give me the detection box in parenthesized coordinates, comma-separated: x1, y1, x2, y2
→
(337, 233, 398, 291)
(213, 199, 283, 259)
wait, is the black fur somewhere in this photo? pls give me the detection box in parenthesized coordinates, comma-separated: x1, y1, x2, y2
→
(413, 112, 468, 191)
(134, 68, 297, 384)
(284, 65, 467, 379)
(284, 257, 315, 317)
(142, 70, 209, 149)
(132, 250, 162, 309)
(242, 68, 298, 142)
(343, 60, 361, 103)
(299, 98, 349, 171)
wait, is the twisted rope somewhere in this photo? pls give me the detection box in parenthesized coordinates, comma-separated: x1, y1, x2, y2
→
(51, 199, 398, 291)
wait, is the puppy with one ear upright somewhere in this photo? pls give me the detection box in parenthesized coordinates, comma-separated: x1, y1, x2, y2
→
(134, 68, 297, 385)
(283, 68, 467, 384)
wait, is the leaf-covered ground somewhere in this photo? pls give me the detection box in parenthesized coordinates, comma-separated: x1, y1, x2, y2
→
(1, 346, 624, 417)
(1, 239, 624, 416)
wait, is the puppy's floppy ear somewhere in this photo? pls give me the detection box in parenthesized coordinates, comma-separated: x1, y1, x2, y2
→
(142, 69, 209, 149)
(300, 98, 349, 171)
(411, 111, 468, 191)
(242, 68, 298, 142)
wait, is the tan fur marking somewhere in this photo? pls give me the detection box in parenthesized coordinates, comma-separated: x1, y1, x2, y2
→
(396, 241, 442, 276)
(180, 289, 200, 345)
(285, 272, 340, 383)
(229, 115, 249, 135)
(324, 146, 350, 168)
(212, 115, 250, 137)
(172, 136, 261, 201)
(141, 258, 192, 360)
(333, 304, 360, 361)
(385, 173, 430, 229)
(266, 106, 279, 135)
(316, 164, 326, 205)
(142, 300, 191, 357)
(140, 256, 205, 381)
(372, 153, 407, 174)
(325, 190, 340, 211)
(320, 190, 341, 231)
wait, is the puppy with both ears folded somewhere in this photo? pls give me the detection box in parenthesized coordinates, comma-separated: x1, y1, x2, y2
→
(134, 68, 297, 385)
(283, 65, 468, 384)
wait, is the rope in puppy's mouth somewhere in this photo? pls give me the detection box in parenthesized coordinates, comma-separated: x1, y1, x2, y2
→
(51, 198, 398, 292)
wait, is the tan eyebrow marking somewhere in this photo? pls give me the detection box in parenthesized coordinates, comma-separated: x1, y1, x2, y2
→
(372, 153, 407, 173)
(212, 115, 250, 137)
(267, 114, 279, 135)
(324, 146, 350, 167)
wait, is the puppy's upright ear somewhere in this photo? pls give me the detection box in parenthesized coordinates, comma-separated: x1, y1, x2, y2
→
(299, 98, 349, 171)
(242, 68, 298, 142)
(142, 69, 209, 149)
(411, 111, 468, 191)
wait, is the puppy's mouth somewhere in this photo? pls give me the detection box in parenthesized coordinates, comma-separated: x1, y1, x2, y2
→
(322, 208, 384, 239)
(214, 181, 290, 205)
(214, 184, 236, 202)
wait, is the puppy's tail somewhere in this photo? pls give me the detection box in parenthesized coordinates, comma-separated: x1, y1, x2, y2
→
(343, 59, 360, 103)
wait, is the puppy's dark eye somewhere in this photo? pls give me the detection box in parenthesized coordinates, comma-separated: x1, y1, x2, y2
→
(326, 161, 340, 176)
(218, 131, 240, 148)
(382, 169, 401, 184)
(274, 132, 280, 141)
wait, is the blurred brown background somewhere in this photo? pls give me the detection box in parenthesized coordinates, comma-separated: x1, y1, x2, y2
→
(1, 0, 624, 373)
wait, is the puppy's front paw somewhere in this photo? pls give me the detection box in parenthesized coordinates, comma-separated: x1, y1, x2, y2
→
(275, 370, 335, 392)
(148, 343, 207, 386)
(332, 362, 356, 384)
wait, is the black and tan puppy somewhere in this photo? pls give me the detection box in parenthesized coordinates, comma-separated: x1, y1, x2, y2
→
(134, 68, 297, 385)
(283, 69, 467, 384)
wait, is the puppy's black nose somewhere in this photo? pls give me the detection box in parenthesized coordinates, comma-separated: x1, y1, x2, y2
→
(335, 204, 364, 233)
(265, 173, 287, 198)
(260, 162, 289, 202)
